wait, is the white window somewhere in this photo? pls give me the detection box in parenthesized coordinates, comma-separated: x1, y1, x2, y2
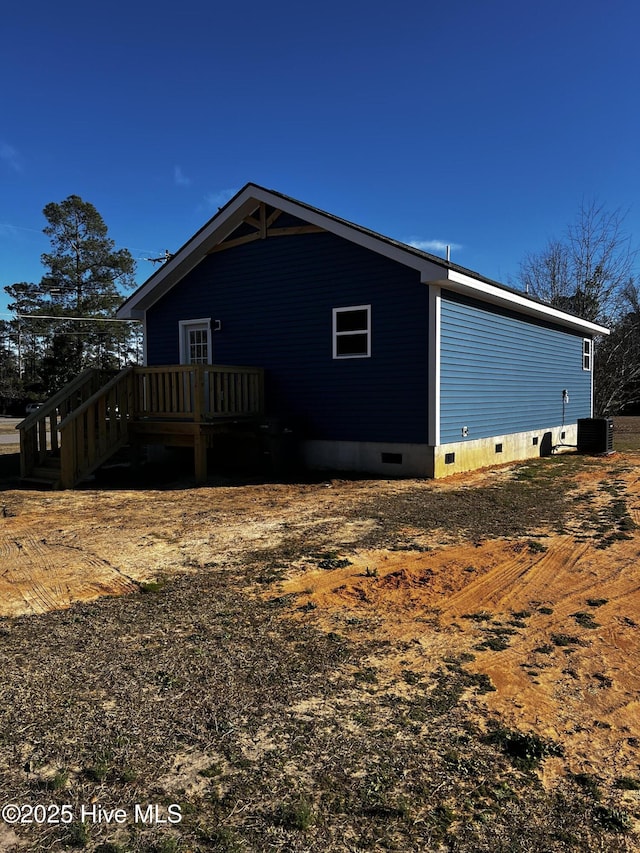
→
(333, 305, 371, 359)
(582, 338, 592, 371)
(179, 319, 212, 365)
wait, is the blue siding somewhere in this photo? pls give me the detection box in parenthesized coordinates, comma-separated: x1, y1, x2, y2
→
(146, 232, 429, 444)
(440, 293, 591, 444)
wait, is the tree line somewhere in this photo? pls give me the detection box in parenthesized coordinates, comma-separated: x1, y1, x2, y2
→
(1, 194, 638, 417)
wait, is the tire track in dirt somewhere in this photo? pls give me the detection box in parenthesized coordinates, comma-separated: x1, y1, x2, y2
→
(0, 530, 62, 614)
(440, 536, 591, 616)
(277, 526, 640, 786)
(0, 525, 137, 617)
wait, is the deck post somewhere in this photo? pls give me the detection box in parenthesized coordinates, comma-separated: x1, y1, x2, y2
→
(194, 365, 205, 422)
(60, 424, 76, 489)
(19, 427, 36, 479)
(194, 431, 207, 484)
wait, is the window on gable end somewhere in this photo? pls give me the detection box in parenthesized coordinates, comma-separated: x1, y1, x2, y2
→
(333, 305, 371, 359)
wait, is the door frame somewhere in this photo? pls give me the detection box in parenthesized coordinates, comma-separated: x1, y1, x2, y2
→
(178, 318, 212, 365)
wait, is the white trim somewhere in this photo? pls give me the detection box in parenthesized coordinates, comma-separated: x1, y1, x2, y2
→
(591, 344, 595, 417)
(178, 318, 212, 365)
(438, 269, 610, 336)
(428, 286, 441, 446)
(142, 313, 148, 366)
(117, 183, 610, 339)
(332, 305, 371, 359)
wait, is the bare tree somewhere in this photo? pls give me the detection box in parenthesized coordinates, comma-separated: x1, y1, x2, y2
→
(594, 282, 640, 414)
(517, 200, 639, 414)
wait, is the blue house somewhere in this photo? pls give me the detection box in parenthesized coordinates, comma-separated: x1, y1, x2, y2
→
(114, 183, 609, 478)
(19, 183, 610, 488)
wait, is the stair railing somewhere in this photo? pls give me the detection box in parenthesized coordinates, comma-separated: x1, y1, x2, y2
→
(58, 367, 135, 489)
(17, 368, 104, 480)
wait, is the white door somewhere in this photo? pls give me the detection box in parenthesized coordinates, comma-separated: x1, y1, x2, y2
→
(179, 319, 212, 415)
(179, 319, 212, 365)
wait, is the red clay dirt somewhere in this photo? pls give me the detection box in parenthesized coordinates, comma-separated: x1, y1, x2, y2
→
(1, 447, 639, 811)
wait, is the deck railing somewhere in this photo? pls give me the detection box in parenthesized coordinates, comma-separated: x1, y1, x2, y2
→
(134, 364, 264, 421)
(19, 363, 265, 488)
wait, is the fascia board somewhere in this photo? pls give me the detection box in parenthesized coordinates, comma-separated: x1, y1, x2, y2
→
(117, 183, 610, 339)
(432, 268, 610, 337)
(117, 188, 268, 318)
(117, 186, 448, 318)
(252, 188, 447, 279)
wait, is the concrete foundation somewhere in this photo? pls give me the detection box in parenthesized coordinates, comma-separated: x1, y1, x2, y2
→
(433, 424, 578, 477)
(302, 424, 578, 479)
(302, 440, 435, 477)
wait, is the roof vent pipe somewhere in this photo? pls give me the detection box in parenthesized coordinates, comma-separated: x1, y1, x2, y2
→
(446, 245, 451, 262)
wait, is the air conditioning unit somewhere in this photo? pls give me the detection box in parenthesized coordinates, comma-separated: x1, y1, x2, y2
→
(577, 418, 614, 454)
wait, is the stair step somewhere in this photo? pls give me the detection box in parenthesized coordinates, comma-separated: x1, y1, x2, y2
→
(32, 466, 61, 479)
(37, 456, 62, 469)
(20, 476, 60, 490)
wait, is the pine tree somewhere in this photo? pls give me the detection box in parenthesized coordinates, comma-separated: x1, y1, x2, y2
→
(5, 195, 137, 395)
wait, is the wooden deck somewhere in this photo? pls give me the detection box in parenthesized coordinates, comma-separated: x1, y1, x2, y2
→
(18, 364, 264, 488)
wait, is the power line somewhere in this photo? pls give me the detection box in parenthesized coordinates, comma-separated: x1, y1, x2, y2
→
(17, 314, 140, 323)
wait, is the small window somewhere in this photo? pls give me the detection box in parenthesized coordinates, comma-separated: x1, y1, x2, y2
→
(445, 452, 455, 465)
(333, 305, 371, 359)
(495, 443, 503, 454)
(582, 338, 592, 371)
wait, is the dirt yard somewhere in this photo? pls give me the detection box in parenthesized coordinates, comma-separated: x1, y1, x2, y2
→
(0, 421, 639, 851)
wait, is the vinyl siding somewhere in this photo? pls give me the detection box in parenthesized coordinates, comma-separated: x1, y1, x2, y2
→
(440, 292, 591, 444)
(146, 231, 429, 443)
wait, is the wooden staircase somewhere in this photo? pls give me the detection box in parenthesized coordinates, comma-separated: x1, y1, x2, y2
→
(18, 367, 134, 489)
(17, 363, 265, 489)
(22, 456, 64, 489)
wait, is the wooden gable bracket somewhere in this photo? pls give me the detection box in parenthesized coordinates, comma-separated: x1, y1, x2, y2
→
(209, 203, 325, 253)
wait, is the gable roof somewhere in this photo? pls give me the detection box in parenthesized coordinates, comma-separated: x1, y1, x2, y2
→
(117, 183, 609, 336)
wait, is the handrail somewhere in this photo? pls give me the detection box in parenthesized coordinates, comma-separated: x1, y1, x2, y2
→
(58, 366, 134, 429)
(133, 364, 264, 420)
(17, 367, 107, 480)
(16, 368, 98, 431)
(59, 367, 135, 488)
(138, 363, 262, 374)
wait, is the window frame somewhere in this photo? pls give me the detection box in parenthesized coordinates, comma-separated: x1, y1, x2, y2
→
(582, 337, 592, 372)
(179, 318, 212, 365)
(332, 304, 371, 360)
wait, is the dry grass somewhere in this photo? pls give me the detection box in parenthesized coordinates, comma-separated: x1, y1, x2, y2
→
(0, 422, 639, 851)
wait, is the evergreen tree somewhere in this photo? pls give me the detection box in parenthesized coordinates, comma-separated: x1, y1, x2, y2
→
(5, 196, 137, 395)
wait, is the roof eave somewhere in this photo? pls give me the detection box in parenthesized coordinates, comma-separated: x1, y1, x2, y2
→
(429, 268, 610, 336)
(116, 183, 610, 337)
(117, 185, 263, 318)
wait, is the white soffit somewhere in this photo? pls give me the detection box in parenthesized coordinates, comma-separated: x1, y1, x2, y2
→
(433, 269, 610, 336)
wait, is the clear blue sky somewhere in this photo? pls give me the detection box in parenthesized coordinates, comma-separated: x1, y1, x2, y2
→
(2, 0, 639, 319)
